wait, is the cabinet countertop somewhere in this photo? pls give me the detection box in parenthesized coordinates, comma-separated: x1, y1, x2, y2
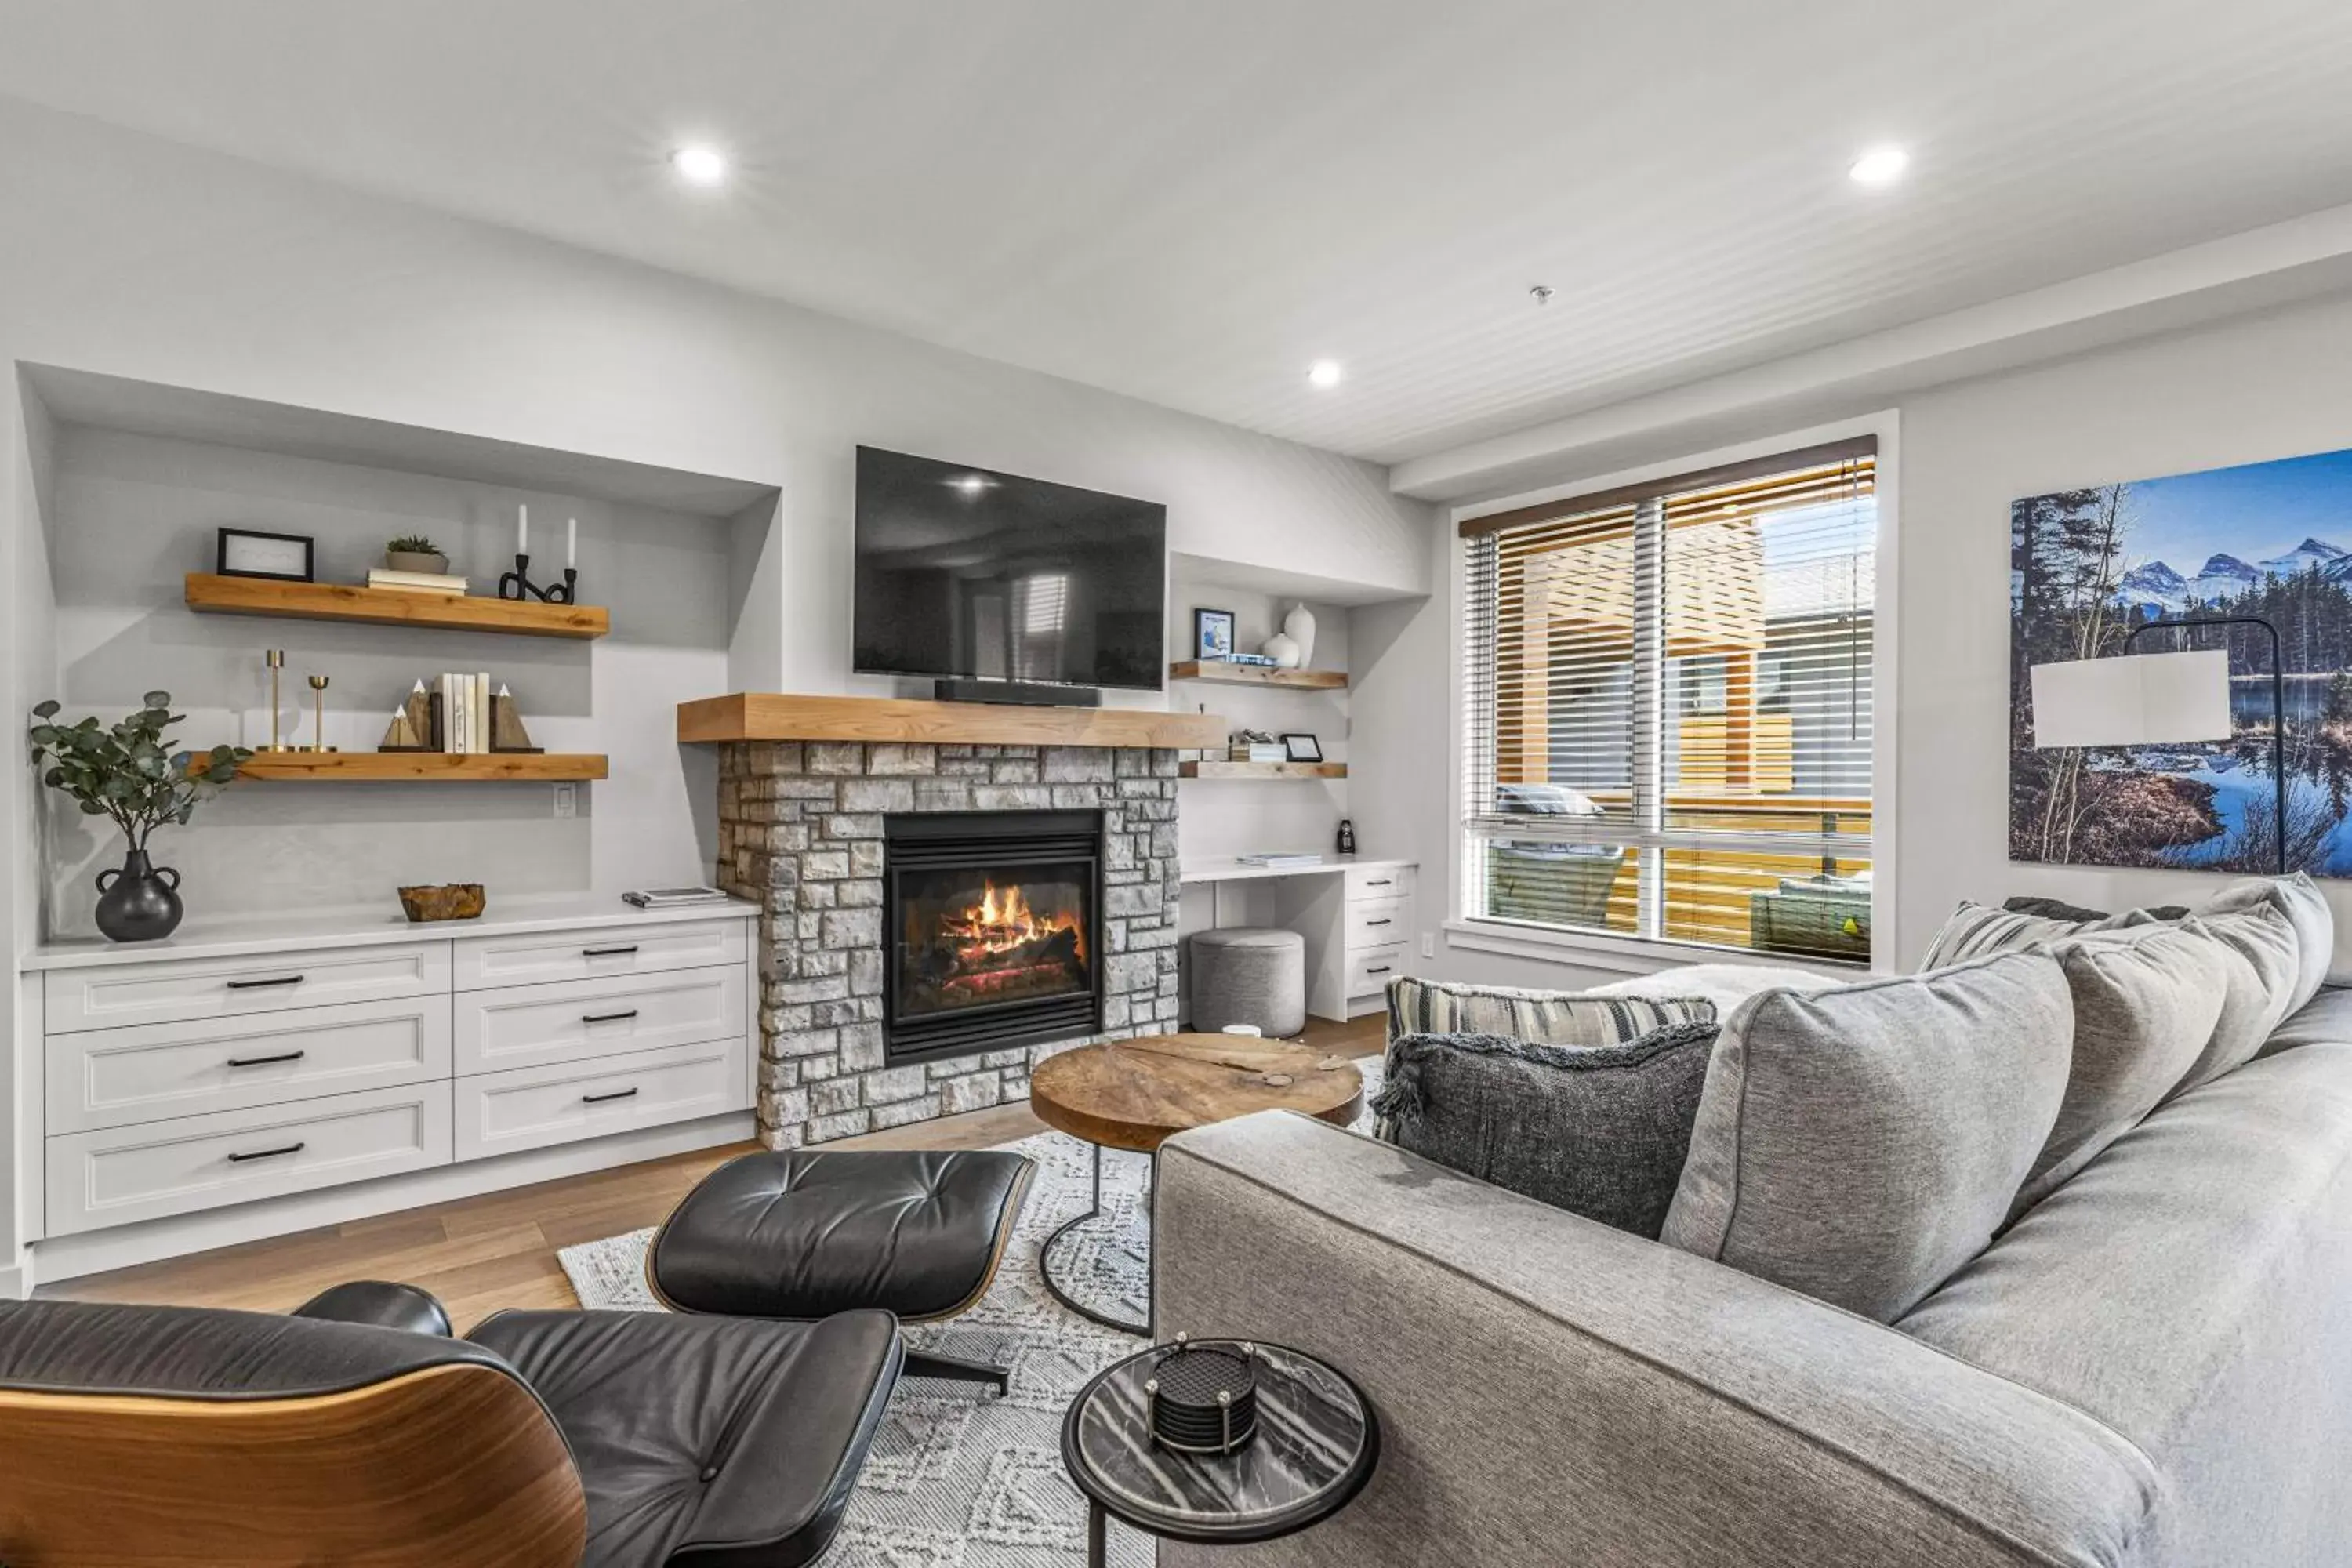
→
(23, 894, 759, 971)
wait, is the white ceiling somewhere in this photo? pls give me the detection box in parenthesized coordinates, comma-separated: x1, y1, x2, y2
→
(5, 0, 2352, 468)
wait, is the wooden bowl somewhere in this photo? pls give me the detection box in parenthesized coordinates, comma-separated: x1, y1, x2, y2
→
(398, 883, 486, 923)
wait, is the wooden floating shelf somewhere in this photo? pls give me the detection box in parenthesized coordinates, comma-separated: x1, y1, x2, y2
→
(185, 573, 609, 640)
(1180, 760, 1348, 780)
(1169, 660, 1348, 691)
(235, 753, 609, 782)
(678, 692, 1226, 750)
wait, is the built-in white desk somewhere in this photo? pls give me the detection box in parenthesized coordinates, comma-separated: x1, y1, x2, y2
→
(1178, 858, 1418, 1022)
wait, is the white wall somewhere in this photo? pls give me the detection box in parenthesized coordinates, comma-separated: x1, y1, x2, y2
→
(36, 425, 732, 931)
(1354, 284, 2352, 993)
(5, 373, 60, 1286)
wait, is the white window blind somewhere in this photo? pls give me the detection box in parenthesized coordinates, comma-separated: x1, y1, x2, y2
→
(1461, 441, 1876, 961)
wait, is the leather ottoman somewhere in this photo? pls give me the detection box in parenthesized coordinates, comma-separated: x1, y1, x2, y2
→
(648, 1148, 1035, 1394)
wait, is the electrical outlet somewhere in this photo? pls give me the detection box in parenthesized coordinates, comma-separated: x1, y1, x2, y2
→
(1420, 931, 1436, 959)
(552, 782, 577, 819)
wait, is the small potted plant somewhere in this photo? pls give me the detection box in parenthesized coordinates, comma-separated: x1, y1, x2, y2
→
(27, 693, 250, 942)
(384, 533, 448, 575)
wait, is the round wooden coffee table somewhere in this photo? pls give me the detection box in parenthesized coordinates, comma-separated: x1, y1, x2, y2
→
(1029, 1033, 1363, 1334)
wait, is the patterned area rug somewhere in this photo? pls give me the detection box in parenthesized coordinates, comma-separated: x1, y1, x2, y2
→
(559, 1062, 1381, 1568)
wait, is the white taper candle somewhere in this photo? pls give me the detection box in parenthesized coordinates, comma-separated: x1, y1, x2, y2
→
(518, 503, 528, 556)
(567, 517, 577, 568)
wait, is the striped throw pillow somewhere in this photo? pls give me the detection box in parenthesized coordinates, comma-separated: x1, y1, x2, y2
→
(1385, 975, 1715, 1047)
(1918, 901, 2169, 970)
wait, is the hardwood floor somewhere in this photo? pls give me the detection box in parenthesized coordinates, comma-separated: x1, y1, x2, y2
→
(39, 1015, 1384, 1326)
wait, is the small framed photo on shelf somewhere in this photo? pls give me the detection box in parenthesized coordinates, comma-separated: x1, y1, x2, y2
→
(1193, 608, 1237, 661)
(1280, 732, 1324, 764)
(216, 528, 315, 583)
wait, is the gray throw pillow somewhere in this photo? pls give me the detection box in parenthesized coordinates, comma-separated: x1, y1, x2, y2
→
(2167, 906, 2299, 1096)
(1920, 900, 2169, 969)
(2200, 873, 2332, 1017)
(2013, 923, 2230, 1215)
(1371, 1022, 1718, 1238)
(1384, 975, 1714, 1047)
(1661, 950, 2074, 1322)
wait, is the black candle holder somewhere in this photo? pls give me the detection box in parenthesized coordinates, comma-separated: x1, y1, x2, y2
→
(496, 553, 578, 604)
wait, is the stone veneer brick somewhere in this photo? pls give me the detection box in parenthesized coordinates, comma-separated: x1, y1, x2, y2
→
(717, 740, 1185, 1149)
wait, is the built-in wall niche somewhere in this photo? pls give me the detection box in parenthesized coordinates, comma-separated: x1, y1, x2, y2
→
(18, 365, 779, 939)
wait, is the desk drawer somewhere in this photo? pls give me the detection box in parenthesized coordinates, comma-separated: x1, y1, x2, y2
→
(1345, 866, 1415, 902)
(46, 998, 452, 1135)
(1345, 897, 1409, 950)
(1345, 943, 1409, 999)
(453, 919, 748, 991)
(44, 943, 449, 1034)
(45, 1083, 452, 1237)
(456, 1036, 751, 1162)
(456, 967, 748, 1076)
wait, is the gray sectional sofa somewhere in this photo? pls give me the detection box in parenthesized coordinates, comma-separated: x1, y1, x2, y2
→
(1155, 986, 2352, 1567)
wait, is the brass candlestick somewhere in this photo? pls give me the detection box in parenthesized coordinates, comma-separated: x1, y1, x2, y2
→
(259, 650, 295, 753)
(304, 673, 339, 753)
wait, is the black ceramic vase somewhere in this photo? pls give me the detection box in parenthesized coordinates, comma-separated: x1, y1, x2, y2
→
(94, 848, 183, 942)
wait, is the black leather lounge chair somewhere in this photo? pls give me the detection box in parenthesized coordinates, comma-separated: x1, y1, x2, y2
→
(0, 1279, 901, 1568)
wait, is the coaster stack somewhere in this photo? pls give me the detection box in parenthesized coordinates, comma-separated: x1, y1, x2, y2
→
(1146, 1336, 1260, 1456)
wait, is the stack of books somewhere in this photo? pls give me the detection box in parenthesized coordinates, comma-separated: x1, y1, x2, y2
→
(368, 568, 468, 597)
(437, 671, 492, 753)
(1238, 851, 1324, 869)
(622, 887, 732, 909)
(1231, 742, 1289, 764)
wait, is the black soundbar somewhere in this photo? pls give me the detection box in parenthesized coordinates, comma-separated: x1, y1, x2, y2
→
(932, 678, 1102, 709)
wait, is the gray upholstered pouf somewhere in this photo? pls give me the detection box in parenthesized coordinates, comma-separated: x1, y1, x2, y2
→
(1189, 926, 1308, 1037)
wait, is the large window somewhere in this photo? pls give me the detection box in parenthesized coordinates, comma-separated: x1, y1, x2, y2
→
(1461, 440, 1877, 963)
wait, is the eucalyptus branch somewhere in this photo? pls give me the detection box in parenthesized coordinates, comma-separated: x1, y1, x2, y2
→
(27, 692, 250, 851)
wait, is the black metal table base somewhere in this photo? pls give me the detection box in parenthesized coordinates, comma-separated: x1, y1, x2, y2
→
(1039, 1142, 1152, 1337)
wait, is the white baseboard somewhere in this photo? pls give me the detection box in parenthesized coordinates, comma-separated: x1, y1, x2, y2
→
(26, 1112, 754, 1289)
(0, 1262, 26, 1301)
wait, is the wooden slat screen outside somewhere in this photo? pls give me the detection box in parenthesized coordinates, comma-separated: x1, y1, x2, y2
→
(1462, 446, 1877, 962)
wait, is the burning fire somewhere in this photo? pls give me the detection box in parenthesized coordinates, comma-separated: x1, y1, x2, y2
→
(941, 879, 1084, 963)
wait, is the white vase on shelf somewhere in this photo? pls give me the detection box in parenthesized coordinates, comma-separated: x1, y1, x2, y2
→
(1283, 602, 1317, 667)
(1261, 632, 1301, 668)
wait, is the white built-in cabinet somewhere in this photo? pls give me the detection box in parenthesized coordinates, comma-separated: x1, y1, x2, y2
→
(29, 908, 756, 1250)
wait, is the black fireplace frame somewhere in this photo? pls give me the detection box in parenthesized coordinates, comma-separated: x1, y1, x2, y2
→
(881, 809, 1105, 1065)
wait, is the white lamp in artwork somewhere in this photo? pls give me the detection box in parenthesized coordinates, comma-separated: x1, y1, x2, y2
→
(2029, 623, 2284, 873)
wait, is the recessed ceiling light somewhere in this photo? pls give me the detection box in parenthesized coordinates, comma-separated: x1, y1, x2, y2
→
(949, 474, 994, 496)
(1307, 361, 1345, 389)
(1848, 145, 1908, 187)
(670, 146, 728, 187)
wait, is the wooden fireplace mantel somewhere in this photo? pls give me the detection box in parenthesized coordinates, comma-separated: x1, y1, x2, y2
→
(677, 692, 1226, 750)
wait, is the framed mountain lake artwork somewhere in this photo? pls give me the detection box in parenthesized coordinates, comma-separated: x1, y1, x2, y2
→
(2011, 444, 2352, 877)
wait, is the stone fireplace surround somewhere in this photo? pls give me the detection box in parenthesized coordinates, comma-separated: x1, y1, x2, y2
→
(715, 739, 1183, 1149)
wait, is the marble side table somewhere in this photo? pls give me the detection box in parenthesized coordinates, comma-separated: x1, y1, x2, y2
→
(1060, 1338, 1379, 1566)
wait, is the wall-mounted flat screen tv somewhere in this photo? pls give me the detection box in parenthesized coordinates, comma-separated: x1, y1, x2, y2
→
(852, 446, 1167, 690)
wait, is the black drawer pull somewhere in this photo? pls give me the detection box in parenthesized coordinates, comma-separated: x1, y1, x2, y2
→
(583, 945, 640, 957)
(1366, 965, 1393, 975)
(1364, 918, 1393, 927)
(582, 1009, 640, 1025)
(1364, 879, 1392, 887)
(582, 1087, 640, 1105)
(226, 1050, 307, 1069)
(226, 975, 305, 990)
(227, 1142, 305, 1163)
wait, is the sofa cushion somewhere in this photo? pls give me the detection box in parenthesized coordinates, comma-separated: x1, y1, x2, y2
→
(2013, 924, 2231, 1217)
(2168, 906, 2299, 1096)
(2002, 895, 2188, 922)
(1918, 899, 2165, 969)
(1370, 1022, 1718, 1238)
(2201, 873, 2332, 1016)
(2260, 983, 2352, 1058)
(1661, 950, 2073, 1322)
(1899, 1043, 2352, 1568)
(1385, 975, 1713, 1047)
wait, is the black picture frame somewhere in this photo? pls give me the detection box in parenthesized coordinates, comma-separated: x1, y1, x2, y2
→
(1280, 732, 1323, 764)
(1193, 608, 1237, 661)
(216, 527, 316, 583)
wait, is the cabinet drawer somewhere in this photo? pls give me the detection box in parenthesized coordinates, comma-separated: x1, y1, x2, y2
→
(45, 1083, 452, 1237)
(1345, 865, 1415, 902)
(1345, 942, 1410, 999)
(456, 967, 748, 1076)
(1345, 896, 1409, 950)
(44, 943, 450, 1034)
(452, 919, 749, 991)
(456, 1036, 752, 1162)
(46, 998, 452, 1135)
